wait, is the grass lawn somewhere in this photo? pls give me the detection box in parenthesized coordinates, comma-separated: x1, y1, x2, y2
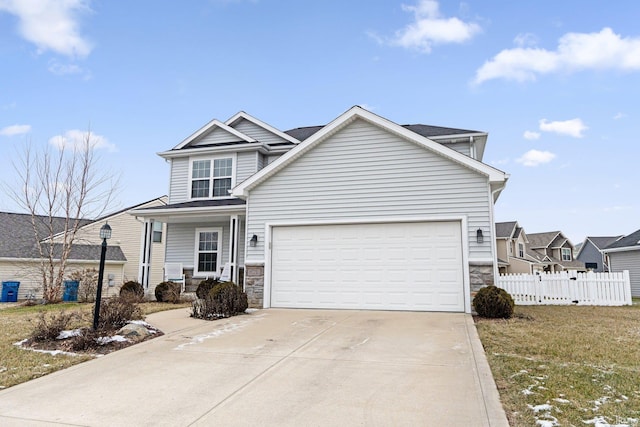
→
(0, 301, 190, 390)
(476, 301, 640, 426)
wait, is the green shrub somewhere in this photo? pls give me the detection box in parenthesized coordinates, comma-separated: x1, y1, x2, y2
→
(97, 296, 143, 331)
(473, 285, 515, 319)
(154, 281, 182, 303)
(196, 277, 218, 299)
(191, 281, 248, 320)
(120, 280, 144, 302)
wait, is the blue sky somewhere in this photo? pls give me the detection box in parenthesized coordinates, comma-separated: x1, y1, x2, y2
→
(1, 0, 638, 244)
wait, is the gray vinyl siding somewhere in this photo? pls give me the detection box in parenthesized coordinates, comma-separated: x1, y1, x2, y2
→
(266, 154, 280, 165)
(237, 151, 258, 184)
(577, 241, 606, 272)
(245, 118, 493, 261)
(165, 221, 230, 275)
(608, 250, 640, 296)
(192, 127, 244, 146)
(169, 158, 189, 204)
(258, 153, 266, 170)
(234, 118, 289, 145)
(443, 141, 471, 157)
(169, 152, 258, 203)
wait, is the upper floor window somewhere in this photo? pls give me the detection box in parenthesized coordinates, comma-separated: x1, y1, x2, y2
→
(561, 248, 572, 261)
(518, 243, 524, 258)
(190, 157, 233, 199)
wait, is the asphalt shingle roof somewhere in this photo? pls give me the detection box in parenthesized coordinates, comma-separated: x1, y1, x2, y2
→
(284, 123, 482, 142)
(0, 212, 124, 261)
(527, 232, 561, 249)
(495, 221, 517, 239)
(606, 229, 640, 249)
(588, 236, 624, 250)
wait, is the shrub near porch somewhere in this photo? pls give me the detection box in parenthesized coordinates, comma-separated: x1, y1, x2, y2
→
(475, 303, 640, 426)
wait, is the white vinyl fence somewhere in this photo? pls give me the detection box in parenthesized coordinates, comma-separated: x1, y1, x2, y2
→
(497, 271, 632, 306)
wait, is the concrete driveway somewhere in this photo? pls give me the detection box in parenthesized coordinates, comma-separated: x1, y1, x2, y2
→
(0, 308, 508, 426)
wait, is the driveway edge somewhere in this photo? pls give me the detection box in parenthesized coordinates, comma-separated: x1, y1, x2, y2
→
(465, 315, 510, 427)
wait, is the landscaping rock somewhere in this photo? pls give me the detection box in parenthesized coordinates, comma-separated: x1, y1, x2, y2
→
(116, 324, 151, 342)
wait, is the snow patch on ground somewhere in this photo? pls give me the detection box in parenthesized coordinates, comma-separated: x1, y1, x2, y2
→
(174, 314, 266, 350)
(529, 403, 553, 413)
(96, 335, 129, 345)
(582, 416, 636, 427)
(245, 308, 259, 313)
(57, 329, 83, 340)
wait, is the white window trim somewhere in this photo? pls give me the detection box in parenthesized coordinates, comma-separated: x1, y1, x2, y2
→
(561, 247, 572, 261)
(194, 227, 223, 277)
(188, 153, 237, 200)
(518, 242, 524, 258)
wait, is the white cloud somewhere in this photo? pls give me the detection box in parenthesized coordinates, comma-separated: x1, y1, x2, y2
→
(539, 118, 587, 138)
(389, 0, 481, 53)
(49, 130, 116, 152)
(474, 27, 640, 84)
(0, 0, 92, 58)
(523, 130, 540, 140)
(613, 112, 627, 120)
(48, 60, 83, 75)
(0, 124, 31, 136)
(516, 149, 556, 167)
(513, 32, 538, 48)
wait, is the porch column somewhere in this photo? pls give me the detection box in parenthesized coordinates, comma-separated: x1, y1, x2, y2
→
(228, 215, 239, 284)
(138, 219, 154, 290)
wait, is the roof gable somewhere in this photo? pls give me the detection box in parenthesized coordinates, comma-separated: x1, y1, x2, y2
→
(225, 111, 300, 145)
(527, 231, 562, 249)
(495, 221, 517, 239)
(606, 229, 640, 250)
(233, 106, 508, 197)
(172, 119, 256, 150)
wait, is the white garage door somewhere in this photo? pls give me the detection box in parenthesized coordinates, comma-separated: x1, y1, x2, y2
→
(270, 221, 464, 312)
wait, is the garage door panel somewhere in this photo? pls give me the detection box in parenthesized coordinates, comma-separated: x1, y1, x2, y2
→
(271, 222, 464, 312)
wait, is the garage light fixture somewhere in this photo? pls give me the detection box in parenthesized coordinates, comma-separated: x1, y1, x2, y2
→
(249, 234, 258, 247)
(476, 228, 484, 244)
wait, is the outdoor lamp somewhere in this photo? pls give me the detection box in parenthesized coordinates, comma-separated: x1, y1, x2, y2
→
(250, 234, 258, 247)
(476, 228, 484, 244)
(93, 222, 112, 330)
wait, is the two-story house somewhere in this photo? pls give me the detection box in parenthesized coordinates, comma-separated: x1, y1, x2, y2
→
(526, 231, 585, 272)
(575, 236, 623, 272)
(603, 229, 640, 296)
(131, 106, 508, 313)
(495, 221, 544, 274)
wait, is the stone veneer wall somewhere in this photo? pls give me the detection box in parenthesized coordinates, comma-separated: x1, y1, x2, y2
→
(469, 261, 495, 299)
(244, 264, 265, 308)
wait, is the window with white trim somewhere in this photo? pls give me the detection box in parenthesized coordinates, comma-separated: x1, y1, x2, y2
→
(561, 248, 572, 261)
(194, 228, 222, 276)
(190, 157, 233, 199)
(518, 243, 524, 258)
(152, 221, 163, 243)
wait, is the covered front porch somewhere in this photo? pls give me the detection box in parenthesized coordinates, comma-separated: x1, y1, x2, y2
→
(130, 199, 248, 293)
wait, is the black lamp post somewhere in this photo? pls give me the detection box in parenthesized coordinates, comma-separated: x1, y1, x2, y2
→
(93, 222, 112, 330)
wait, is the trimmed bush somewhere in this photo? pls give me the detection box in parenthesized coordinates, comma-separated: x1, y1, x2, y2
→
(120, 280, 144, 302)
(473, 285, 515, 319)
(196, 277, 218, 299)
(154, 281, 182, 303)
(97, 296, 143, 331)
(191, 281, 248, 320)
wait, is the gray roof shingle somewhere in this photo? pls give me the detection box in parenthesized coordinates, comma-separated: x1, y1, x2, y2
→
(587, 236, 624, 250)
(0, 212, 124, 261)
(606, 229, 640, 250)
(495, 221, 517, 238)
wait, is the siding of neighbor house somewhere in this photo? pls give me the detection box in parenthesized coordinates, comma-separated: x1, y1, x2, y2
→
(168, 152, 258, 203)
(1, 261, 124, 300)
(164, 219, 245, 275)
(244, 118, 493, 262)
(71, 199, 167, 285)
(577, 241, 606, 272)
(609, 251, 640, 296)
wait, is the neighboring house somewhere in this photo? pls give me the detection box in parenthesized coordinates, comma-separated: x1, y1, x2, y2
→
(575, 236, 623, 272)
(131, 106, 508, 313)
(526, 231, 585, 272)
(0, 196, 167, 300)
(603, 229, 640, 296)
(495, 221, 544, 274)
